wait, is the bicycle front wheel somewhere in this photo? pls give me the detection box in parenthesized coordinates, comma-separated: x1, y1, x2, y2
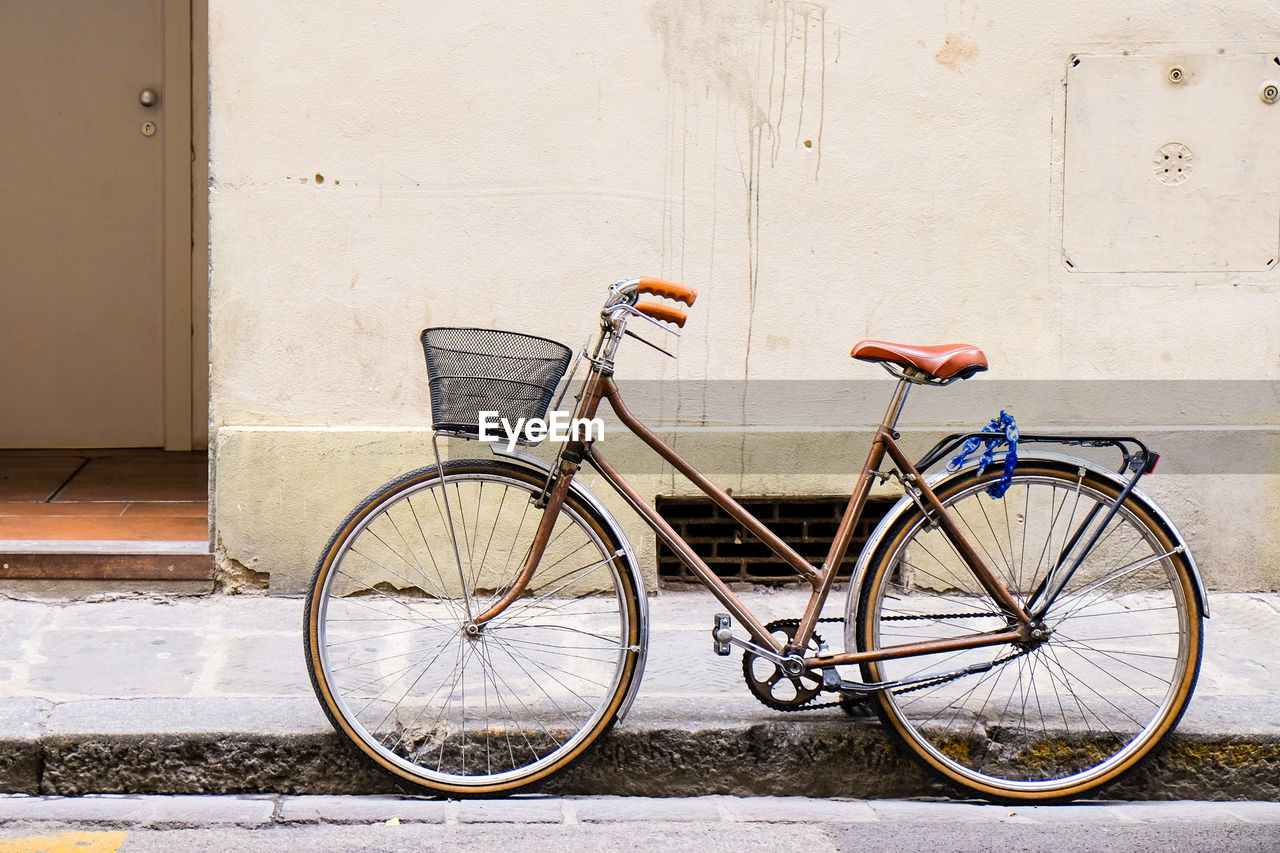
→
(850, 460, 1203, 802)
(304, 458, 644, 795)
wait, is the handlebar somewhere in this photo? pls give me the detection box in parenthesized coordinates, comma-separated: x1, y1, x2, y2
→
(602, 276, 697, 325)
(634, 300, 687, 328)
(598, 277, 696, 363)
(635, 276, 698, 306)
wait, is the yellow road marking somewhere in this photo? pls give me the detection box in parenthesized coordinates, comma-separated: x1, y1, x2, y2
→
(0, 831, 128, 853)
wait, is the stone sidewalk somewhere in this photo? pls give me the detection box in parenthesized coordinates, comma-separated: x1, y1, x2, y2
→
(1, 793, 1278, 827)
(3, 796, 1278, 853)
(0, 588, 1276, 799)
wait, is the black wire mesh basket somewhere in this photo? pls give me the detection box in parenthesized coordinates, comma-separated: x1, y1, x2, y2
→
(421, 327, 574, 438)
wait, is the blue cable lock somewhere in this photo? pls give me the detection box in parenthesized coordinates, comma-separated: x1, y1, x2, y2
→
(946, 410, 1019, 498)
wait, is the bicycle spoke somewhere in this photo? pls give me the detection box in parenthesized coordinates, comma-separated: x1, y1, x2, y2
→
(1047, 548, 1176, 622)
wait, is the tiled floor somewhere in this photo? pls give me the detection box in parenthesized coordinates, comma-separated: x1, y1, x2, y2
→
(0, 451, 211, 581)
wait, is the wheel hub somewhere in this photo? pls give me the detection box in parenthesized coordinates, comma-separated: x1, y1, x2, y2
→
(1015, 619, 1051, 650)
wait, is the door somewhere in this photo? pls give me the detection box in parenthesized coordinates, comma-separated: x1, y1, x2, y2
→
(0, 0, 193, 449)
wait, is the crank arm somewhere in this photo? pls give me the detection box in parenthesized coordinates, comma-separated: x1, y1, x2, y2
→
(728, 635, 788, 666)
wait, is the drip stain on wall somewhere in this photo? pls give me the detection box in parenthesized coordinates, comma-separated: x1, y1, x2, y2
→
(649, 0, 840, 393)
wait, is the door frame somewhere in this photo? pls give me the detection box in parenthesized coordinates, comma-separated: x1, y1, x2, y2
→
(163, 0, 209, 451)
(188, 0, 209, 451)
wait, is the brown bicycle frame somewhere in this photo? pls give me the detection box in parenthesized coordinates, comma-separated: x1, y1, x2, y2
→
(476, 366, 1035, 674)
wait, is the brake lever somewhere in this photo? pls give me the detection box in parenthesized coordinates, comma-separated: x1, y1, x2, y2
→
(623, 328, 677, 358)
(614, 302, 682, 337)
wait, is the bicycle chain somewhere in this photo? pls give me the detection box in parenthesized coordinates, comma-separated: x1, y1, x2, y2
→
(890, 647, 1032, 695)
(881, 612, 999, 621)
(743, 616, 1028, 711)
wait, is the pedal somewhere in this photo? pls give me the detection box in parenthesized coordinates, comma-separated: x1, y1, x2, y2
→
(712, 613, 733, 655)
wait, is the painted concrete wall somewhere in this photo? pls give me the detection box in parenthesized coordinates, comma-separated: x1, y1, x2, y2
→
(209, 1, 1280, 593)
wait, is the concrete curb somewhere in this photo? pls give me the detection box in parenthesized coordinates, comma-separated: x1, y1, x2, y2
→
(2, 699, 1277, 800)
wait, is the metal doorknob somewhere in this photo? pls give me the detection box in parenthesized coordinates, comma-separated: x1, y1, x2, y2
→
(139, 88, 158, 107)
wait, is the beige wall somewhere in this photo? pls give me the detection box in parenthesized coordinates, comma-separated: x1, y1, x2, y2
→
(209, 1, 1280, 593)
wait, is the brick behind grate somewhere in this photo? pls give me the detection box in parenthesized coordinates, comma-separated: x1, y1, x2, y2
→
(654, 495, 895, 585)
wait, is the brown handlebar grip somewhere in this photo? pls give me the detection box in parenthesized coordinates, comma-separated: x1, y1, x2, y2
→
(635, 300, 687, 328)
(637, 276, 698, 306)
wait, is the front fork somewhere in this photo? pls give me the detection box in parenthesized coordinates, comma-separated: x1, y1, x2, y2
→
(468, 365, 607, 629)
(468, 453, 581, 629)
(428, 432, 583, 629)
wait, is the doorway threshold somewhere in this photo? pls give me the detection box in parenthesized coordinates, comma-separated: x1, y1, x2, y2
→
(0, 450, 212, 586)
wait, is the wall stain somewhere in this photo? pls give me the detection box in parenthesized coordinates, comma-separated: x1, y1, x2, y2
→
(934, 0, 989, 73)
(649, 0, 840, 427)
(935, 32, 979, 71)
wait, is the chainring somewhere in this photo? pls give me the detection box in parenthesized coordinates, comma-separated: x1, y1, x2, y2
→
(742, 619, 827, 712)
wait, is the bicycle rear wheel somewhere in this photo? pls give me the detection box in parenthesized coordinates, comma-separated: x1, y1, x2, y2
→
(304, 458, 644, 795)
(850, 460, 1203, 802)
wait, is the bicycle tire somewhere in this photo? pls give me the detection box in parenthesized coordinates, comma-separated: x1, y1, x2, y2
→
(850, 459, 1203, 802)
(304, 458, 644, 795)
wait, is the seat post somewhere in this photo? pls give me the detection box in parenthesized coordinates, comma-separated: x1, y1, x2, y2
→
(881, 376, 913, 430)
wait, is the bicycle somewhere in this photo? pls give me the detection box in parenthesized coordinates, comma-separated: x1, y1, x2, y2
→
(303, 276, 1207, 802)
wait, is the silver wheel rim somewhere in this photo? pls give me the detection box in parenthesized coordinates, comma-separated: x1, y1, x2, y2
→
(866, 472, 1194, 794)
(314, 469, 634, 788)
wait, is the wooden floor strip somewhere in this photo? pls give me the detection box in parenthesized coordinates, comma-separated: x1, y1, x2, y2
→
(0, 551, 214, 580)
